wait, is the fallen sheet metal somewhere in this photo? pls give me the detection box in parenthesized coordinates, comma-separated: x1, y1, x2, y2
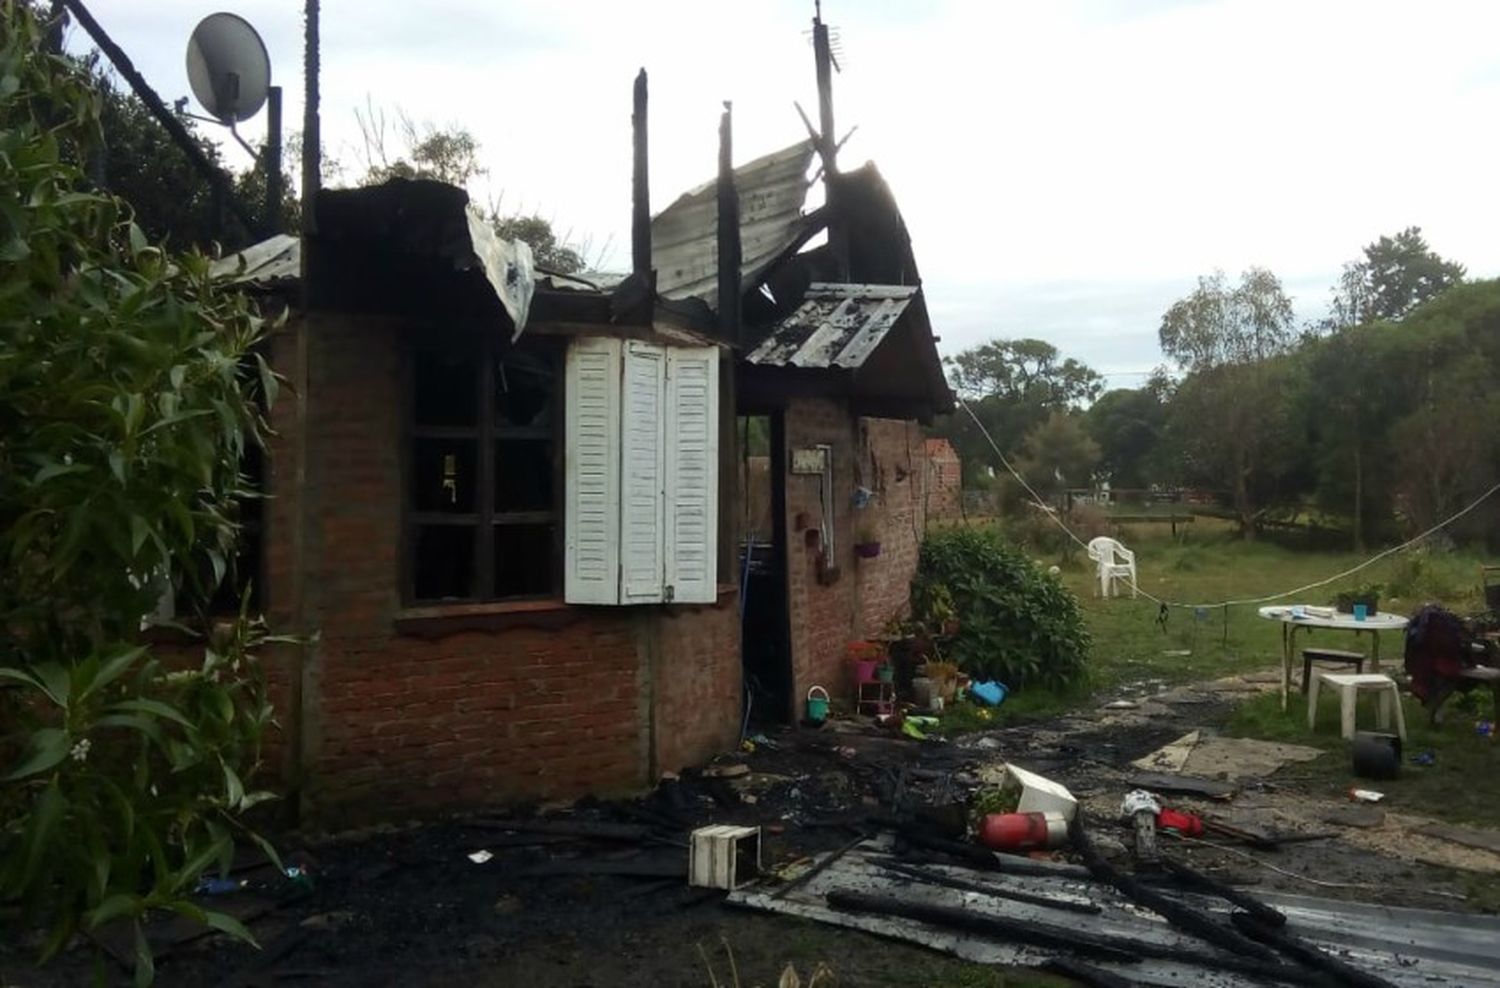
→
(1133, 731, 1323, 780)
(729, 837, 1500, 987)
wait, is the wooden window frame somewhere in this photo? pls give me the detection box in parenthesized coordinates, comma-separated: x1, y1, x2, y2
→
(402, 334, 563, 605)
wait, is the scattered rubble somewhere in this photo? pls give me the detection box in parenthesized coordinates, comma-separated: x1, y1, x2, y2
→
(17, 668, 1500, 987)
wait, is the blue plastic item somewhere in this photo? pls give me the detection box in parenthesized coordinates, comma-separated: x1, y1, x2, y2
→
(971, 681, 1008, 706)
(196, 877, 241, 896)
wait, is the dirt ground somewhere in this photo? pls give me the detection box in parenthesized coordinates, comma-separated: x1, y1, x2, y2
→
(7, 669, 1499, 987)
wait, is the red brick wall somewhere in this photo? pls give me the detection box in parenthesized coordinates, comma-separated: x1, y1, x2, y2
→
(923, 438, 963, 523)
(855, 418, 925, 637)
(651, 602, 743, 773)
(261, 313, 739, 826)
(778, 400, 927, 712)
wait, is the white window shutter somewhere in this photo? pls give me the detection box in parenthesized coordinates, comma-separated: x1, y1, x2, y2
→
(665, 347, 719, 604)
(619, 341, 666, 603)
(565, 338, 622, 604)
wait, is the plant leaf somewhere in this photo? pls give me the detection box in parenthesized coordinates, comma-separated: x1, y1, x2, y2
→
(202, 909, 259, 948)
(109, 698, 193, 729)
(82, 646, 146, 699)
(87, 893, 143, 930)
(5, 727, 71, 779)
(132, 919, 155, 988)
(221, 761, 245, 808)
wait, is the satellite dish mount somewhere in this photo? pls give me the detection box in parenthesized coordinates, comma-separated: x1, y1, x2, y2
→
(185, 12, 282, 235)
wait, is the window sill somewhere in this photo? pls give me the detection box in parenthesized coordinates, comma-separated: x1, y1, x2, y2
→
(394, 598, 580, 637)
(394, 585, 739, 637)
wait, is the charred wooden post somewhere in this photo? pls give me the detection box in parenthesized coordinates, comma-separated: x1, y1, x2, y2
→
(812, 1, 837, 170)
(716, 101, 742, 343)
(631, 68, 651, 278)
(811, 2, 849, 280)
(1160, 857, 1286, 929)
(301, 0, 321, 237)
(1069, 816, 1281, 964)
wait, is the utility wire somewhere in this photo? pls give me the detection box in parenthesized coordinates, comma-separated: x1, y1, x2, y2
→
(958, 397, 1500, 612)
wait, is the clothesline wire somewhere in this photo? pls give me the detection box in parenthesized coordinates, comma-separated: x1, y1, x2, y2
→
(957, 397, 1500, 612)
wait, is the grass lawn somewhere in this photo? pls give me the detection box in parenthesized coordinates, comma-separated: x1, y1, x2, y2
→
(1226, 687, 1500, 826)
(940, 527, 1492, 730)
(1058, 531, 1490, 695)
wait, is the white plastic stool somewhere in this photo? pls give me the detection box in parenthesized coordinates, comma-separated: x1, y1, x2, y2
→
(1308, 672, 1407, 741)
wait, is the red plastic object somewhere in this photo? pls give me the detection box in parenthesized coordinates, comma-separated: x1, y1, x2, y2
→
(1157, 808, 1203, 837)
(978, 812, 1068, 852)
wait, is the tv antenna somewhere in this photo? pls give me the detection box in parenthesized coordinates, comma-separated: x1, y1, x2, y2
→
(184, 12, 283, 234)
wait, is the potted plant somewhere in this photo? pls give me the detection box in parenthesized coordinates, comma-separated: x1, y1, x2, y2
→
(847, 640, 884, 684)
(923, 660, 959, 701)
(1332, 582, 1383, 615)
(854, 525, 882, 558)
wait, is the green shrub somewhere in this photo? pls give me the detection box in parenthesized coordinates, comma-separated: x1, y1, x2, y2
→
(1, 6, 280, 981)
(912, 526, 1091, 692)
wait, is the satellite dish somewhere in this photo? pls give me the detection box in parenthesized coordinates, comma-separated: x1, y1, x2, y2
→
(185, 12, 271, 125)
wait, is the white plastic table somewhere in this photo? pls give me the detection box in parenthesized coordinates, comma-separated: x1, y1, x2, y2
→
(1257, 605, 1409, 711)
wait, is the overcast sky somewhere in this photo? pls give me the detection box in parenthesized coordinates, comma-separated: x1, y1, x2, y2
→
(77, 0, 1500, 387)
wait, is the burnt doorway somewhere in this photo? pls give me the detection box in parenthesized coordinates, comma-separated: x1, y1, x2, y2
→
(739, 412, 793, 724)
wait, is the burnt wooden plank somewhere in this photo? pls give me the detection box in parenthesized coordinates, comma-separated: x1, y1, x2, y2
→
(1127, 771, 1237, 799)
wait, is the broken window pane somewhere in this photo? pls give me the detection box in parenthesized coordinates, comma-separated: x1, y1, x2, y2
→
(412, 439, 477, 513)
(414, 349, 478, 427)
(493, 524, 554, 598)
(494, 353, 554, 429)
(413, 525, 475, 600)
(494, 439, 553, 513)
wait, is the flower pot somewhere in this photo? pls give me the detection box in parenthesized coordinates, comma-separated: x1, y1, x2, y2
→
(853, 659, 877, 684)
(854, 542, 882, 559)
(876, 663, 895, 684)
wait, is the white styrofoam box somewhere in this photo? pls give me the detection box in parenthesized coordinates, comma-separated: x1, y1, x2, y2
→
(689, 824, 762, 889)
(1005, 763, 1078, 821)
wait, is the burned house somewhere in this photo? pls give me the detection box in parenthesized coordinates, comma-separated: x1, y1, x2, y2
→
(215, 55, 949, 827)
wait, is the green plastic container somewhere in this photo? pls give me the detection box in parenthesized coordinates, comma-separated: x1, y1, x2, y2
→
(806, 686, 830, 723)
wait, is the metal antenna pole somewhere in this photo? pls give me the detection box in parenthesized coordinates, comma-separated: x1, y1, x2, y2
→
(264, 86, 283, 236)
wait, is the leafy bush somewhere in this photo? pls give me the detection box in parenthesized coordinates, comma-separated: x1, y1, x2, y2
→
(911, 527, 1091, 692)
(2, 5, 280, 981)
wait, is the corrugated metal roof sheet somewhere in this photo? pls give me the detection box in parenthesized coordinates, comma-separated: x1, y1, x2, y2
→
(209, 233, 300, 286)
(651, 138, 818, 305)
(747, 283, 918, 369)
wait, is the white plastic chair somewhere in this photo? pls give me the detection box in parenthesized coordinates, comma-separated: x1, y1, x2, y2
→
(1086, 536, 1137, 598)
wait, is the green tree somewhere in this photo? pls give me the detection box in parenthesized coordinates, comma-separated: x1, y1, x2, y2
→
(1301, 325, 1403, 548)
(1328, 226, 1465, 327)
(1158, 268, 1304, 537)
(1014, 411, 1101, 501)
(355, 103, 485, 187)
(352, 107, 585, 272)
(1085, 379, 1170, 490)
(1379, 281, 1500, 540)
(492, 213, 584, 274)
(2, 6, 279, 978)
(937, 338, 1101, 487)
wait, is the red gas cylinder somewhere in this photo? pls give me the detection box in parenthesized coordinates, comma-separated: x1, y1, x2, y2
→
(978, 812, 1069, 852)
(1156, 808, 1203, 837)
